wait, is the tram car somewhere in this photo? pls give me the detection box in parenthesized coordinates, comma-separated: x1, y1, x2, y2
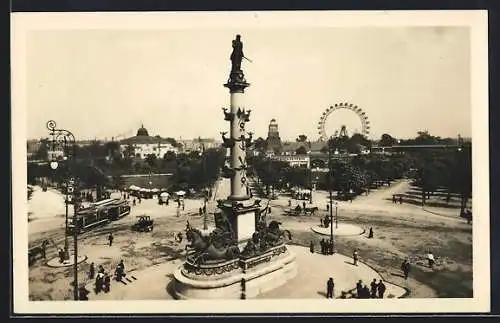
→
(67, 198, 131, 234)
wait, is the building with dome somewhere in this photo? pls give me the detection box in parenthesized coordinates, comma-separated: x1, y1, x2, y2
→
(119, 124, 179, 159)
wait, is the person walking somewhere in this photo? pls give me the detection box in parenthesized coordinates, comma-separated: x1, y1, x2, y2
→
(362, 285, 370, 299)
(95, 272, 104, 294)
(326, 277, 334, 299)
(377, 280, 386, 298)
(392, 195, 396, 204)
(108, 233, 114, 247)
(401, 259, 411, 280)
(370, 279, 378, 298)
(368, 227, 374, 239)
(353, 249, 359, 266)
(399, 196, 403, 204)
(103, 273, 111, 293)
(309, 241, 315, 254)
(356, 280, 363, 299)
(88, 262, 95, 279)
(427, 251, 435, 269)
(78, 285, 90, 300)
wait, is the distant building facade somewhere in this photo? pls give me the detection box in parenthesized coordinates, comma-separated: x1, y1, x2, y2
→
(269, 154, 310, 168)
(179, 138, 220, 153)
(119, 125, 178, 159)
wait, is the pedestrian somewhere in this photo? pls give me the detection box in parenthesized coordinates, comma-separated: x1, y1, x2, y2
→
(309, 241, 315, 253)
(95, 272, 103, 294)
(356, 280, 363, 299)
(401, 259, 410, 279)
(199, 207, 202, 216)
(78, 285, 90, 300)
(377, 280, 386, 298)
(108, 233, 114, 247)
(326, 277, 334, 299)
(118, 259, 125, 272)
(320, 239, 325, 255)
(370, 279, 378, 298)
(392, 195, 396, 204)
(138, 197, 142, 204)
(362, 285, 370, 299)
(328, 239, 334, 255)
(353, 249, 359, 266)
(288, 199, 291, 207)
(368, 227, 374, 239)
(58, 248, 65, 263)
(98, 265, 105, 274)
(399, 196, 403, 204)
(89, 262, 95, 279)
(115, 265, 123, 282)
(326, 204, 329, 211)
(427, 251, 435, 269)
(103, 273, 111, 293)
(133, 199, 136, 206)
(302, 201, 306, 210)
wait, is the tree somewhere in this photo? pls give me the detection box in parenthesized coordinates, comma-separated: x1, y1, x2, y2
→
(104, 141, 122, 162)
(145, 154, 158, 169)
(296, 134, 308, 142)
(379, 133, 398, 147)
(295, 146, 307, 155)
(123, 144, 135, 160)
(253, 137, 267, 152)
(34, 138, 49, 160)
(163, 151, 177, 162)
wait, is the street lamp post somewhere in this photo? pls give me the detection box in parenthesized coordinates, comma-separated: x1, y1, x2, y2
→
(328, 137, 334, 247)
(47, 120, 79, 301)
(335, 201, 338, 229)
(49, 158, 70, 261)
(309, 167, 313, 204)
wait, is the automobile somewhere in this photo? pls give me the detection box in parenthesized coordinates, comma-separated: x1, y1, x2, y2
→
(132, 215, 154, 232)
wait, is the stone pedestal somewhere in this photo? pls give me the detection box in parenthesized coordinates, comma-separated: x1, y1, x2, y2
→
(172, 245, 297, 299)
(217, 198, 260, 247)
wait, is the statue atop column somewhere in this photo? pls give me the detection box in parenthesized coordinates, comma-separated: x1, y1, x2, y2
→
(230, 34, 244, 73)
(226, 34, 250, 88)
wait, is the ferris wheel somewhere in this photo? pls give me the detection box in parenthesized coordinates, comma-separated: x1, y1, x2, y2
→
(317, 102, 371, 141)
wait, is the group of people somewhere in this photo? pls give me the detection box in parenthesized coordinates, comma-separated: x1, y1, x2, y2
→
(392, 195, 404, 204)
(86, 259, 127, 297)
(326, 278, 387, 299)
(309, 239, 335, 255)
(356, 279, 387, 299)
(132, 197, 142, 206)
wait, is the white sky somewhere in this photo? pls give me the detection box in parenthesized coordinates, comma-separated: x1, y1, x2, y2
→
(25, 27, 471, 141)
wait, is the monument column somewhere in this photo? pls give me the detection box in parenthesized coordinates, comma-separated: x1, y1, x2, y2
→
(226, 72, 250, 201)
(172, 35, 297, 300)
